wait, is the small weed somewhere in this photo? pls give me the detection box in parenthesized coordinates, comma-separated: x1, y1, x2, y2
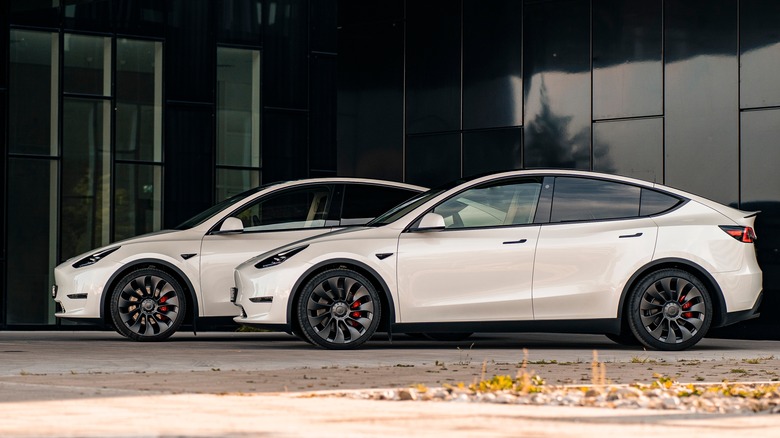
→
(395, 364, 414, 368)
(730, 368, 748, 374)
(743, 355, 775, 364)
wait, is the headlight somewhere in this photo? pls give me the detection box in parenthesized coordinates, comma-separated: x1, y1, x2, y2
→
(254, 245, 308, 269)
(72, 246, 121, 268)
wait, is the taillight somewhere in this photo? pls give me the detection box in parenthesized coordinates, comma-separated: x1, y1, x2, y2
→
(720, 225, 757, 243)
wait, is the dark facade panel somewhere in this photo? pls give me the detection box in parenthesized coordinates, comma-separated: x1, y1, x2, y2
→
(592, 0, 662, 119)
(337, 21, 404, 181)
(165, 0, 214, 103)
(311, 0, 338, 53)
(262, 0, 309, 109)
(309, 54, 337, 176)
(664, 0, 738, 205)
(217, 0, 263, 45)
(262, 111, 308, 183)
(406, 133, 460, 188)
(337, 0, 403, 27)
(740, 0, 780, 109)
(523, 0, 590, 169)
(63, 0, 112, 32)
(406, 0, 461, 134)
(463, 0, 523, 130)
(164, 104, 214, 228)
(113, 0, 165, 36)
(593, 117, 663, 183)
(463, 128, 523, 178)
(9, 0, 60, 28)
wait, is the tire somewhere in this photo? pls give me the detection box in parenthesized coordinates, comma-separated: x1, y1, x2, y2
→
(627, 268, 712, 351)
(297, 268, 381, 350)
(110, 267, 187, 342)
(424, 332, 473, 342)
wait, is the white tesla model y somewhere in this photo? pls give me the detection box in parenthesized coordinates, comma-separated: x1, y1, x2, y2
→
(232, 170, 762, 351)
(52, 178, 424, 340)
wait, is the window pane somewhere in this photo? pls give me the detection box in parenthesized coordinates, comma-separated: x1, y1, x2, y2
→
(9, 30, 58, 156)
(64, 34, 111, 96)
(433, 180, 542, 229)
(640, 189, 681, 217)
(217, 0, 263, 45)
(406, 133, 460, 188)
(114, 164, 162, 241)
(216, 168, 261, 202)
(340, 185, 420, 225)
(593, 117, 663, 183)
(7, 158, 57, 324)
(231, 186, 331, 231)
(740, 0, 780, 108)
(217, 47, 261, 167)
(61, 98, 111, 260)
(550, 177, 640, 222)
(116, 39, 163, 162)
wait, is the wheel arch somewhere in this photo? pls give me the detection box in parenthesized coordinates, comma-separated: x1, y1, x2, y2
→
(617, 258, 727, 328)
(100, 258, 199, 328)
(286, 258, 396, 335)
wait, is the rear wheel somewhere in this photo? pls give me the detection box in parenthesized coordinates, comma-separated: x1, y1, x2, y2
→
(627, 269, 712, 351)
(297, 268, 381, 349)
(110, 267, 187, 342)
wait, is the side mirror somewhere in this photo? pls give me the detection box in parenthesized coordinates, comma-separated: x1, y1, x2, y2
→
(416, 212, 446, 231)
(216, 217, 244, 234)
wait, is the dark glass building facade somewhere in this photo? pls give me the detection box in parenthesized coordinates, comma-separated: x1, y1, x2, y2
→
(2, 0, 779, 337)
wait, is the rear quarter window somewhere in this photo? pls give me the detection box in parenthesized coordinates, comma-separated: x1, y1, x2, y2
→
(640, 189, 681, 216)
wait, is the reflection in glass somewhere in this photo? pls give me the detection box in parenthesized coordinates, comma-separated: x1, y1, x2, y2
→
(217, 168, 261, 202)
(218, 0, 263, 44)
(63, 34, 111, 96)
(740, 0, 780, 109)
(593, 118, 663, 183)
(61, 98, 111, 260)
(463, 128, 523, 177)
(7, 158, 57, 324)
(114, 164, 162, 241)
(116, 39, 163, 162)
(217, 47, 261, 168)
(406, 133, 460, 188)
(9, 30, 58, 156)
(550, 177, 640, 222)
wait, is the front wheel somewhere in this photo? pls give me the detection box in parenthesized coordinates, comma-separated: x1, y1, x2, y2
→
(627, 269, 712, 351)
(297, 268, 381, 349)
(110, 267, 187, 341)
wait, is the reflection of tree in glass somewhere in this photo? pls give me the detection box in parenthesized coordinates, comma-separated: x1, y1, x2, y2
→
(61, 171, 107, 261)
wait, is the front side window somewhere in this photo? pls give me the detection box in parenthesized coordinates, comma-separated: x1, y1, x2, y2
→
(231, 186, 332, 232)
(432, 179, 542, 229)
(550, 177, 641, 223)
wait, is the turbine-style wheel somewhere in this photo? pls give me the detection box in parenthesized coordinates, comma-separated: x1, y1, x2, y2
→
(297, 268, 381, 349)
(627, 268, 712, 351)
(110, 267, 186, 341)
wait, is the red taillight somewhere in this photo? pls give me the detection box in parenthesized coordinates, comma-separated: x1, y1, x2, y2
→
(719, 225, 756, 243)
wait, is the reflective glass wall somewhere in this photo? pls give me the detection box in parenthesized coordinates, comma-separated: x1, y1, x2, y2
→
(337, 0, 780, 337)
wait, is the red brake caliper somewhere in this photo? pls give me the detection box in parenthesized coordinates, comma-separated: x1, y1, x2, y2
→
(158, 295, 168, 313)
(350, 300, 361, 320)
(680, 294, 693, 318)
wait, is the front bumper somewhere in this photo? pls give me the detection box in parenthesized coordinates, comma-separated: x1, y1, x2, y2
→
(52, 261, 118, 320)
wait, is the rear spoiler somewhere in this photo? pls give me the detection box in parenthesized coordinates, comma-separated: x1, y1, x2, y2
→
(743, 211, 761, 219)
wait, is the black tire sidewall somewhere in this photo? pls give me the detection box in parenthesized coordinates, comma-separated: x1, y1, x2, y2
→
(110, 267, 187, 342)
(297, 268, 381, 350)
(627, 268, 712, 351)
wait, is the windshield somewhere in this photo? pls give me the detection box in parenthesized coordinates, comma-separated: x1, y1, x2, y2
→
(174, 183, 279, 230)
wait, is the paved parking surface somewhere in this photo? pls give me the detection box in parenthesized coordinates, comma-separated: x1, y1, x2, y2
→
(2, 331, 780, 436)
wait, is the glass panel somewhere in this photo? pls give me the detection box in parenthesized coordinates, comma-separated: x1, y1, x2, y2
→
(116, 39, 163, 162)
(664, 0, 738, 205)
(217, 0, 263, 45)
(262, 111, 308, 183)
(337, 21, 404, 180)
(740, 0, 780, 109)
(63, 34, 111, 96)
(406, 0, 460, 134)
(10, 0, 60, 28)
(165, 0, 215, 102)
(523, 0, 591, 169)
(61, 98, 112, 260)
(310, 0, 337, 52)
(463, 0, 523, 129)
(217, 47, 261, 168)
(433, 179, 542, 229)
(550, 177, 640, 222)
(593, 117, 663, 183)
(405, 133, 460, 188)
(7, 158, 57, 324)
(231, 186, 331, 231)
(64, 0, 112, 32)
(340, 185, 420, 224)
(310, 54, 337, 175)
(640, 189, 681, 216)
(216, 168, 261, 202)
(114, 164, 162, 241)
(263, 0, 308, 109)
(113, 0, 165, 36)
(9, 30, 58, 156)
(463, 128, 523, 178)
(593, 0, 662, 119)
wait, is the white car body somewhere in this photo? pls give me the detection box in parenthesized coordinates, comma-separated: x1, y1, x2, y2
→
(233, 170, 763, 351)
(52, 178, 424, 340)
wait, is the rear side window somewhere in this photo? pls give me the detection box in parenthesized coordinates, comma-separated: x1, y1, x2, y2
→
(640, 189, 681, 216)
(340, 185, 420, 225)
(550, 177, 640, 222)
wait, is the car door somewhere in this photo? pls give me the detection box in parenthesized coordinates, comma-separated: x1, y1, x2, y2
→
(531, 177, 658, 320)
(199, 185, 337, 316)
(396, 178, 542, 323)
